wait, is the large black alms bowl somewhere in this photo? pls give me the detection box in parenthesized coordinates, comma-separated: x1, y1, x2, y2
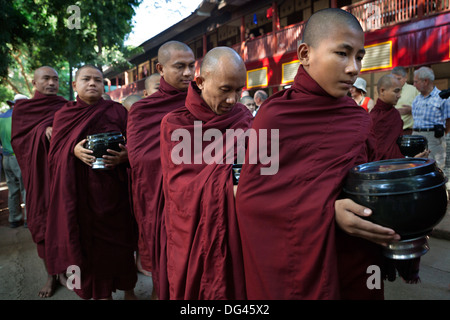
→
(343, 158, 448, 239)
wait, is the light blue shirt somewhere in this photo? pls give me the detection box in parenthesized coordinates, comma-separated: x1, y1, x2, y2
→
(412, 87, 450, 129)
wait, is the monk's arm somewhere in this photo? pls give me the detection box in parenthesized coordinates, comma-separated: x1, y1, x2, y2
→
(334, 198, 400, 247)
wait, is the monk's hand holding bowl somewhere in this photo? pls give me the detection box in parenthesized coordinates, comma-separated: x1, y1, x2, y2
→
(334, 198, 401, 247)
(103, 144, 128, 168)
(74, 139, 95, 166)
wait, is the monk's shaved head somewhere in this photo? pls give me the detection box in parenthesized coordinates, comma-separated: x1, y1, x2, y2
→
(200, 46, 245, 76)
(34, 66, 58, 79)
(158, 41, 193, 66)
(32, 66, 59, 95)
(377, 74, 399, 94)
(75, 64, 103, 81)
(302, 8, 363, 48)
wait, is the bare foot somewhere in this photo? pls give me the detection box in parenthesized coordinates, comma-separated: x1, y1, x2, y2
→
(58, 273, 69, 289)
(136, 253, 152, 277)
(38, 275, 57, 298)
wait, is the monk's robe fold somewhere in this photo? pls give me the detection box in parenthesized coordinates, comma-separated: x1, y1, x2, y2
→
(160, 82, 253, 299)
(236, 65, 383, 300)
(11, 91, 67, 258)
(127, 77, 187, 299)
(45, 97, 137, 299)
(370, 99, 404, 160)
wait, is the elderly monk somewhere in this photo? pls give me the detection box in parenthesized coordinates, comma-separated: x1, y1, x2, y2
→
(160, 47, 252, 300)
(127, 41, 195, 299)
(143, 73, 161, 97)
(236, 8, 400, 300)
(45, 65, 138, 300)
(11, 66, 67, 298)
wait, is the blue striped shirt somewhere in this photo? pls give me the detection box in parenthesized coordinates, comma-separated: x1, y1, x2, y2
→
(412, 87, 450, 129)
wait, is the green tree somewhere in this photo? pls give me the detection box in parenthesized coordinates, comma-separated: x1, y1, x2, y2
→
(0, 0, 142, 101)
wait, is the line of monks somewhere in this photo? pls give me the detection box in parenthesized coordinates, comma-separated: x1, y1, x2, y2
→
(10, 8, 416, 300)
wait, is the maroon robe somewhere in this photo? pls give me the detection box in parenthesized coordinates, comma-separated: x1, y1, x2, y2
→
(370, 98, 404, 160)
(45, 97, 137, 299)
(11, 91, 67, 258)
(160, 82, 253, 299)
(236, 65, 384, 299)
(127, 77, 187, 299)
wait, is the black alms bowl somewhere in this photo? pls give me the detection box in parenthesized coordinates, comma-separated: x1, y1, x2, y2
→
(343, 158, 448, 240)
(84, 132, 125, 169)
(396, 135, 428, 157)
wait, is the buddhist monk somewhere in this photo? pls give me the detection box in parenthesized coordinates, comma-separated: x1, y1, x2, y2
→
(160, 46, 252, 299)
(126, 41, 195, 299)
(11, 66, 68, 298)
(45, 65, 138, 300)
(143, 73, 161, 97)
(236, 8, 400, 300)
(370, 74, 430, 160)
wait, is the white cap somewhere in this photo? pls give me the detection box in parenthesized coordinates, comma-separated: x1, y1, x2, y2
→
(7, 94, 29, 106)
(353, 77, 367, 93)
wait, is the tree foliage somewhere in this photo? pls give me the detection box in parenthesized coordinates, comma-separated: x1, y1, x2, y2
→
(0, 0, 142, 101)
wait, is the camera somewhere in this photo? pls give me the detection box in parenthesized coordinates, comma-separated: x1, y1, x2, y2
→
(439, 88, 450, 99)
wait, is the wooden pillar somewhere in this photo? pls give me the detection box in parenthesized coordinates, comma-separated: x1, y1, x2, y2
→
(418, 0, 425, 18)
(272, 2, 279, 52)
(203, 34, 207, 56)
(331, 0, 337, 8)
(240, 15, 245, 43)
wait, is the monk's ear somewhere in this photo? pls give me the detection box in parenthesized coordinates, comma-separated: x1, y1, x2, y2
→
(297, 43, 310, 66)
(196, 76, 205, 90)
(156, 63, 164, 77)
(72, 81, 77, 92)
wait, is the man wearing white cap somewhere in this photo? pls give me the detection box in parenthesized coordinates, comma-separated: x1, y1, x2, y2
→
(1, 94, 28, 228)
(350, 77, 375, 112)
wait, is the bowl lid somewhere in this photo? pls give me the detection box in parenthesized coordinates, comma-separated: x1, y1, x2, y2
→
(397, 135, 428, 145)
(87, 131, 122, 139)
(343, 158, 447, 195)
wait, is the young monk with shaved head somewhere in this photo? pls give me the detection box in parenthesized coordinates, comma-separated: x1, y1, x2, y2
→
(45, 65, 138, 300)
(143, 73, 161, 97)
(160, 46, 253, 299)
(11, 66, 68, 298)
(127, 41, 195, 299)
(236, 8, 400, 300)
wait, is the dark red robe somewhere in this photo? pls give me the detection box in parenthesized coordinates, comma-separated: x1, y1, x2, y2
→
(160, 82, 253, 299)
(236, 65, 384, 299)
(370, 98, 404, 159)
(127, 77, 187, 299)
(11, 91, 67, 258)
(45, 97, 137, 299)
